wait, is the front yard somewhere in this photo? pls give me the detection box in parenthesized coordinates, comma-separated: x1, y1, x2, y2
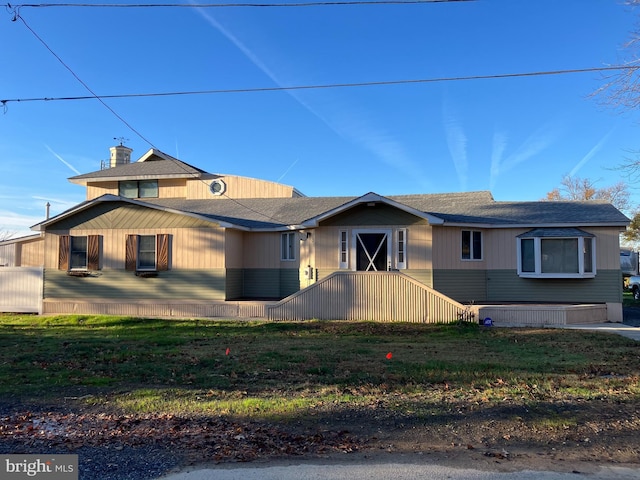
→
(0, 314, 639, 478)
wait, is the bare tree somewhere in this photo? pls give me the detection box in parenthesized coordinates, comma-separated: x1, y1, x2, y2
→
(595, 1, 640, 177)
(543, 175, 631, 212)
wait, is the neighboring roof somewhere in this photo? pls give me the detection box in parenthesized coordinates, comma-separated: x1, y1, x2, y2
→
(68, 149, 207, 185)
(0, 233, 42, 245)
(33, 190, 630, 232)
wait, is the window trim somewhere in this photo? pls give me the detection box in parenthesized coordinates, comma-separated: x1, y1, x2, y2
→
(461, 229, 483, 261)
(339, 230, 349, 269)
(125, 234, 170, 273)
(59, 235, 100, 271)
(517, 232, 596, 279)
(137, 234, 157, 271)
(281, 232, 296, 261)
(69, 236, 88, 270)
(118, 179, 159, 198)
(396, 228, 407, 270)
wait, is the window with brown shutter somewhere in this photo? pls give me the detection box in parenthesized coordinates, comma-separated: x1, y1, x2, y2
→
(87, 235, 100, 270)
(126, 234, 171, 272)
(157, 234, 170, 271)
(58, 235, 70, 270)
(125, 235, 138, 271)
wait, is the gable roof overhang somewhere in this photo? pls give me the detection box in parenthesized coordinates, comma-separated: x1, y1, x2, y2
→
(68, 149, 207, 186)
(298, 192, 445, 228)
(30, 195, 246, 231)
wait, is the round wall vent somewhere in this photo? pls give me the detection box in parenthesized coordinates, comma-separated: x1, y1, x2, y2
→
(209, 179, 226, 196)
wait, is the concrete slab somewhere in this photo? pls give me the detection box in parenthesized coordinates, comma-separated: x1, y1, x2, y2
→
(551, 323, 640, 341)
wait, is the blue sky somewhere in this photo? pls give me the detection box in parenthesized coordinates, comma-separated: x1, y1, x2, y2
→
(1, 0, 639, 236)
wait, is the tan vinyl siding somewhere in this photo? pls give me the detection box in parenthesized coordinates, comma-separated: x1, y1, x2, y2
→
(433, 227, 487, 270)
(44, 269, 226, 300)
(158, 178, 187, 198)
(186, 175, 297, 200)
(225, 229, 244, 268)
(268, 271, 465, 323)
(243, 232, 299, 269)
(434, 226, 623, 271)
(86, 179, 187, 200)
(86, 181, 118, 200)
(45, 227, 225, 270)
(0, 238, 44, 267)
(313, 224, 432, 270)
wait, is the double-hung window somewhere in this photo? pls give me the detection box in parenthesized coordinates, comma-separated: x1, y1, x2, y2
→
(281, 232, 296, 261)
(517, 228, 595, 278)
(137, 235, 157, 270)
(461, 230, 482, 260)
(59, 235, 100, 271)
(119, 180, 158, 198)
(70, 236, 88, 270)
(125, 234, 170, 272)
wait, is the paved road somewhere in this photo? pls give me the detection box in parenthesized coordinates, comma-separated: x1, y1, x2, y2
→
(159, 461, 640, 480)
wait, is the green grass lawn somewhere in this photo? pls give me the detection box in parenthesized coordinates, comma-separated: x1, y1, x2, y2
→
(1, 314, 639, 420)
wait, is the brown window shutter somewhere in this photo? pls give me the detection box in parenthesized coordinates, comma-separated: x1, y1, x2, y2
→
(125, 235, 138, 271)
(58, 235, 70, 271)
(157, 234, 170, 271)
(88, 235, 100, 270)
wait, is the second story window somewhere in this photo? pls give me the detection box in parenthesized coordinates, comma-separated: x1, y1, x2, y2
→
(119, 180, 158, 198)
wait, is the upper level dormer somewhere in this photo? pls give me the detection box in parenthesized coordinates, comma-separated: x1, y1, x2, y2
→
(68, 146, 304, 201)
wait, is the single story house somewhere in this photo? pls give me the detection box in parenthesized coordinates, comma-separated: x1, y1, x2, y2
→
(0, 145, 630, 324)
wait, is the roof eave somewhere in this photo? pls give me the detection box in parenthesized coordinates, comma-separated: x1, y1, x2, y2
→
(301, 192, 445, 227)
(439, 221, 630, 229)
(30, 195, 247, 231)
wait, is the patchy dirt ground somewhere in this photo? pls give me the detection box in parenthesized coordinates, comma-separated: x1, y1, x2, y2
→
(1, 391, 639, 480)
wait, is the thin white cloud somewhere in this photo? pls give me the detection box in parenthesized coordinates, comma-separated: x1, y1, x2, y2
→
(442, 99, 468, 190)
(191, 4, 430, 190)
(490, 122, 558, 189)
(569, 129, 614, 177)
(45, 144, 81, 175)
(489, 130, 508, 190)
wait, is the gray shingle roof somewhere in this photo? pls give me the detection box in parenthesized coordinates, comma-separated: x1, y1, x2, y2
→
(69, 158, 206, 182)
(147, 191, 629, 229)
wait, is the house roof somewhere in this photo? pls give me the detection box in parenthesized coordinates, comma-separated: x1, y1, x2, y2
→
(144, 191, 629, 230)
(68, 149, 207, 185)
(33, 189, 630, 232)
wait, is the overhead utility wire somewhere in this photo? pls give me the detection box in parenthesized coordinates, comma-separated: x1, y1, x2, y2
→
(10, 11, 301, 226)
(7, 1, 474, 8)
(11, 12, 157, 147)
(2, 66, 638, 105)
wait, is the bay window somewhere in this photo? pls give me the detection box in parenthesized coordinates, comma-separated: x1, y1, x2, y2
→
(517, 229, 595, 278)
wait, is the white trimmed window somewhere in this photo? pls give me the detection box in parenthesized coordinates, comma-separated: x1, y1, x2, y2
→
(517, 229, 596, 278)
(70, 236, 88, 270)
(396, 228, 407, 269)
(461, 230, 482, 261)
(281, 232, 296, 261)
(137, 235, 157, 271)
(339, 230, 349, 269)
